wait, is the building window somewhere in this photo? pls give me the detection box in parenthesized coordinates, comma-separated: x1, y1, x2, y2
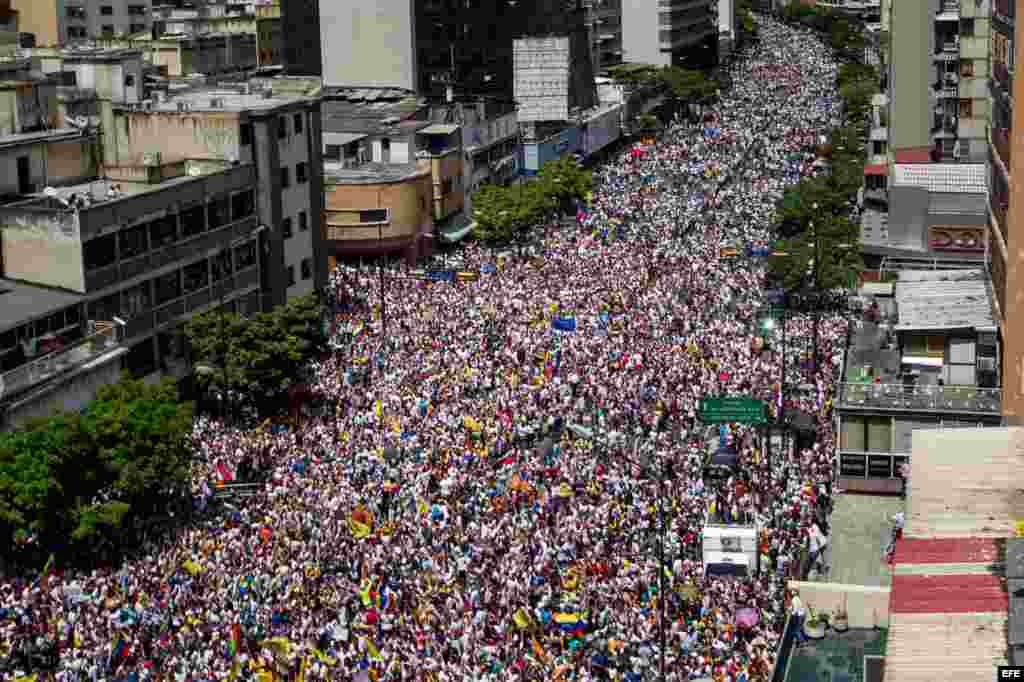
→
(240, 123, 253, 146)
(181, 204, 207, 238)
(960, 18, 974, 36)
(121, 282, 151, 318)
(959, 98, 973, 119)
(280, 166, 290, 188)
(362, 205, 389, 222)
(325, 144, 341, 160)
(278, 116, 288, 139)
(441, 178, 453, 195)
(282, 217, 293, 238)
(101, 25, 115, 36)
(211, 249, 233, 282)
(299, 210, 308, 231)
(83, 234, 116, 270)
(124, 74, 135, 87)
(380, 137, 390, 163)
(183, 260, 209, 294)
(100, 5, 114, 15)
(287, 265, 296, 286)
(293, 113, 303, 135)
(67, 6, 87, 20)
(207, 196, 231, 230)
(960, 59, 974, 78)
(234, 242, 256, 269)
(129, 24, 146, 34)
(119, 223, 148, 260)
(155, 271, 181, 305)
(149, 215, 178, 249)
(296, 162, 308, 183)
(68, 26, 87, 38)
(127, 4, 146, 15)
(232, 189, 255, 221)
(301, 258, 312, 280)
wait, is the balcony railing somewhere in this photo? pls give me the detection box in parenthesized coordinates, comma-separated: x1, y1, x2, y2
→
(992, 126, 1011, 167)
(838, 450, 909, 479)
(990, 192, 1009, 247)
(0, 322, 120, 400)
(838, 382, 1000, 413)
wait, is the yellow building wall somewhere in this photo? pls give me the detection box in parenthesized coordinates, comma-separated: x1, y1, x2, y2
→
(430, 151, 464, 220)
(324, 170, 433, 244)
(11, 0, 58, 46)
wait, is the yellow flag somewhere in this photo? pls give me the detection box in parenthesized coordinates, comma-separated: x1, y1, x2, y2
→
(374, 400, 382, 418)
(363, 636, 383, 661)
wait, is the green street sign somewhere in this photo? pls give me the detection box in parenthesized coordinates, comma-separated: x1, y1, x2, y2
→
(698, 397, 766, 423)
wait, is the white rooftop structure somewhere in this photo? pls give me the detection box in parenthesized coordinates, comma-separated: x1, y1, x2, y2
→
(892, 163, 987, 194)
(894, 269, 996, 332)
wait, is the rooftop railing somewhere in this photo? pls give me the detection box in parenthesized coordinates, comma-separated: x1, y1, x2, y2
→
(838, 382, 1000, 414)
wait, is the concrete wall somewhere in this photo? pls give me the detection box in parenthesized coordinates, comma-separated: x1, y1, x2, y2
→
(888, 0, 935, 152)
(1002, 0, 1024, 420)
(431, 151, 464, 221)
(621, 0, 663, 66)
(106, 109, 245, 167)
(11, 0, 59, 46)
(3, 347, 127, 430)
(318, 0, 416, 90)
(0, 207, 85, 291)
(787, 581, 892, 628)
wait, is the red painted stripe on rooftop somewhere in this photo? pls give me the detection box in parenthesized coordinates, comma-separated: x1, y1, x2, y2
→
(894, 537, 999, 565)
(890, 574, 1007, 614)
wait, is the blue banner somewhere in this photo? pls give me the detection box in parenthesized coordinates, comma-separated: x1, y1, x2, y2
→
(427, 270, 456, 282)
(552, 318, 577, 332)
(481, 263, 497, 273)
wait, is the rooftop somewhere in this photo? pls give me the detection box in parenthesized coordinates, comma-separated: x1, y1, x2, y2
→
(0, 127, 92, 151)
(323, 160, 429, 185)
(904, 427, 1024, 539)
(825, 493, 904, 587)
(892, 163, 987, 194)
(0, 279, 82, 334)
(322, 94, 427, 136)
(783, 627, 887, 682)
(893, 269, 996, 332)
(148, 86, 318, 114)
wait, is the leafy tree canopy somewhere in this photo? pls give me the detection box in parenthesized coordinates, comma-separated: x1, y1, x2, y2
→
(770, 213, 862, 291)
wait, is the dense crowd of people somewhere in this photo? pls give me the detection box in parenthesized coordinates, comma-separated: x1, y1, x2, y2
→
(1, 16, 854, 682)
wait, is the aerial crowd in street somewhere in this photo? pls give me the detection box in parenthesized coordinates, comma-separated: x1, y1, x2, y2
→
(2, 16, 854, 682)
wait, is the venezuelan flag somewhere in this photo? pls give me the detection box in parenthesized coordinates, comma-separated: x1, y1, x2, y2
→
(553, 612, 586, 633)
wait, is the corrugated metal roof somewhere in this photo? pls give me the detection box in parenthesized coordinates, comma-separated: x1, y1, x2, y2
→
(905, 427, 1024, 538)
(894, 269, 995, 331)
(885, 612, 1007, 682)
(892, 163, 987, 194)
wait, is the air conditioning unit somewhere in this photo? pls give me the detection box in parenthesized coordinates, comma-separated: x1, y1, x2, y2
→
(978, 357, 996, 372)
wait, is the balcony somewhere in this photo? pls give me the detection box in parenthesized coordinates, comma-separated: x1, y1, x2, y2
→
(837, 382, 1000, 414)
(0, 322, 121, 401)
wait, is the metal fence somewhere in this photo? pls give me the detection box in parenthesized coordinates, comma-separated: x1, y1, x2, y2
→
(837, 382, 1000, 414)
(1, 321, 120, 400)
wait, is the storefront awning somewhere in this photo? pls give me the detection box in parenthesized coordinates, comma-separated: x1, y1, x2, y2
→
(864, 163, 888, 176)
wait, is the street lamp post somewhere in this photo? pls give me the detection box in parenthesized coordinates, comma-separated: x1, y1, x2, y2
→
(378, 222, 387, 380)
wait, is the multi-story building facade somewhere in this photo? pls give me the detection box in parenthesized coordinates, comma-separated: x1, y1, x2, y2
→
(583, 0, 624, 72)
(315, 0, 590, 101)
(101, 80, 327, 307)
(620, 0, 718, 69)
(988, 0, 1013, 321)
(13, 0, 152, 46)
(280, 0, 321, 77)
(0, 161, 264, 380)
(886, 0, 990, 164)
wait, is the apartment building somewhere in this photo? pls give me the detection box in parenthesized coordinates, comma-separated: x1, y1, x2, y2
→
(91, 81, 324, 310)
(988, 0, 1013, 320)
(583, 0, 624, 72)
(13, 0, 152, 46)
(620, 0, 718, 69)
(886, 0, 989, 163)
(315, 0, 590, 100)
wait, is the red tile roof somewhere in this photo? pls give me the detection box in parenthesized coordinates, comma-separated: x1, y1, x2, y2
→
(894, 538, 1000, 565)
(890, 574, 1007, 614)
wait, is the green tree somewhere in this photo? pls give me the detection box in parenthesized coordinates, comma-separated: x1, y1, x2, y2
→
(471, 184, 521, 243)
(769, 213, 862, 291)
(538, 155, 592, 213)
(186, 292, 324, 413)
(0, 373, 193, 564)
